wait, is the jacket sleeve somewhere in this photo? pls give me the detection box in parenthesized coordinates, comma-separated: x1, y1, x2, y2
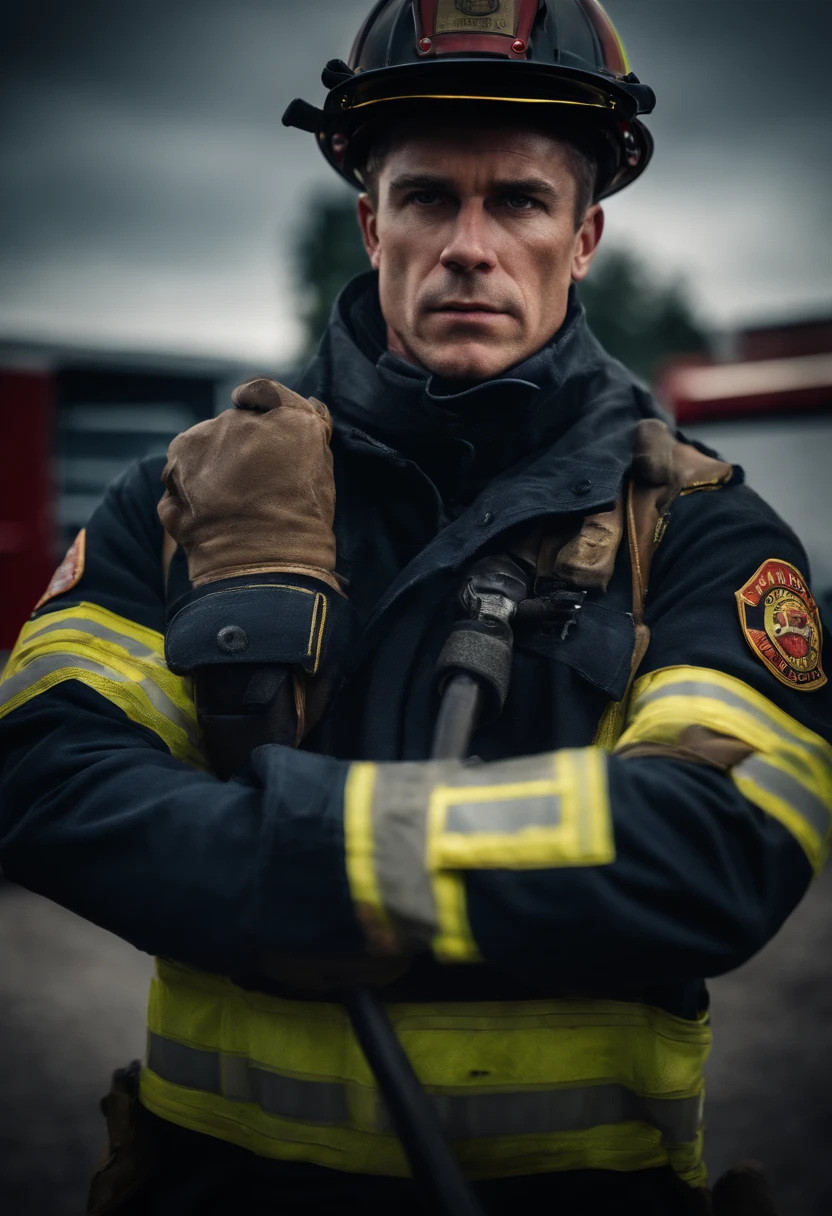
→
(5, 465, 831, 984)
(0, 458, 363, 975)
(339, 484, 832, 982)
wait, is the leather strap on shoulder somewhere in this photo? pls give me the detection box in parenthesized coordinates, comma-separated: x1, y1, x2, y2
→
(534, 421, 732, 676)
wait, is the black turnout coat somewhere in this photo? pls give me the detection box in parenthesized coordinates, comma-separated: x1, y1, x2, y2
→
(1, 274, 829, 1214)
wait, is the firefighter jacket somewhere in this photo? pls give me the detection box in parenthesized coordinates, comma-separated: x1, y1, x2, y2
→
(1, 274, 831, 1197)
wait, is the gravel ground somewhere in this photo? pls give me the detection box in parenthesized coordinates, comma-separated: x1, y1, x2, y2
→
(1, 876, 830, 1216)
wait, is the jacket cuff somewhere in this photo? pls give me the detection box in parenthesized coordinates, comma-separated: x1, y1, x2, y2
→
(165, 574, 355, 675)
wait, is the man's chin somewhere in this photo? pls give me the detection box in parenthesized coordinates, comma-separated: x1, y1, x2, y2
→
(416, 340, 521, 384)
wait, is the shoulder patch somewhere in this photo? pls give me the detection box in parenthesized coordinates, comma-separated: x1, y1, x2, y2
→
(736, 558, 826, 691)
(34, 529, 86, 611)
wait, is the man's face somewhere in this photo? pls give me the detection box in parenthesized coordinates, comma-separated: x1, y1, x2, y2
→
(358, 123, 604, 381)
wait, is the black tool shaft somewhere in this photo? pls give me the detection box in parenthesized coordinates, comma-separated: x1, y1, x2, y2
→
(344, 672, 486, 1215)
(430, 673, 483, 760)
(344, 562, 526, 1216)
(345, 987, 485, 1216)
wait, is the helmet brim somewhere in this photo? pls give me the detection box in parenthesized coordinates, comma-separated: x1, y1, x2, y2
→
(289, 58, 653, 200)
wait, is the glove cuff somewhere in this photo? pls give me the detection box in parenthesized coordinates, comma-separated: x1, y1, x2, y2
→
(165, 575, 355, 676)
(189, 563, 345, 595)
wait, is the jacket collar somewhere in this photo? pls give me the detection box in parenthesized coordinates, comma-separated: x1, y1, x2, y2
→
(293, 273, 669, 640)
(296, 271, 668, 522)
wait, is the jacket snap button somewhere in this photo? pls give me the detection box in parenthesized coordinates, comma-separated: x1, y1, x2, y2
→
(480, 511, 494, 526)
(572, 479, 592, 496)
(216, 625, 248, 655)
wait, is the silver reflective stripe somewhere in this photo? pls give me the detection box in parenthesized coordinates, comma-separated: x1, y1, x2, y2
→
(25, 616, 161, 663)
(634, 679, 830, 770)
(370, 753, 569, 944)
(443, 753, 561, 836)
(147, 1034, 348, 1124)
(735, 754, 832, 839)
(446, 793, 559, 835)
(385, 1083, 702, 1146)
(0, 652, 199, 750)
(147, 1033, 701, 1145)
(372, 762, 437, 948)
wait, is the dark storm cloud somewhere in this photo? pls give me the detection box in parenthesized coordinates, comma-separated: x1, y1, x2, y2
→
(0, 1, 369, 357)
(607, 0, 832, 137)
(600, 1, 832, 323)
(1, 0, 830, 359)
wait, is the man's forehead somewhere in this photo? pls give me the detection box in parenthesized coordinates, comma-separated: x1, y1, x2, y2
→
(381, 122, 572, 178)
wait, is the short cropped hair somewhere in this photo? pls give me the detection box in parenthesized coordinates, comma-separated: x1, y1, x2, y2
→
(357, 106, 599, 230)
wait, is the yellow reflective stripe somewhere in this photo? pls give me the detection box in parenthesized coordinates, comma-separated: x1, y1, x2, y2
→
(618, 665, 832, 871)
(431, 872, 481, 963)
(9, 603, 196, 720)
(733, 755, 830, 874)
(0, 603, 203, 768)
(344, 762, 478, 960)
(428, 749, 614, 870)
(0, 662, 202, 768)
(11, 601, 168, 659)
(142, 1065, 707, 1184)
(150, 958, 711, 1089)
(6, 630, 195, 721)
(626, 666, 832, 771)
(343, 762, 392, 932)
(145, 1030, 704, 1145)
(20, 614, 160, 660)
(141, 960, 709, 1183)
(594, 696, 629, 751)
(622, 666, 832, 799)
(576, 746, 616, 861)
(667, 1130, 706, 1187)
(346, 750, 614, 961)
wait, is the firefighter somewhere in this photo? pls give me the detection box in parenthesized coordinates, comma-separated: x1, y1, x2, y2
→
(0, 2, 828, 1214)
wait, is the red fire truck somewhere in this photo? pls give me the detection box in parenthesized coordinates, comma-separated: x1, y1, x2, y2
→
(659, 317, 832, 606)
(0, 369, 54, 654)
(0, 344, 248, 654)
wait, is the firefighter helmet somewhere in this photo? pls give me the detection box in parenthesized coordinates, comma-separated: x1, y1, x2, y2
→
(283, 0, 655, 201)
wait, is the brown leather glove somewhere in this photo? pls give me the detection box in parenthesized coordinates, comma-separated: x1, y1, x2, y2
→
(158, 378, 342, 595)
(159, 379, 357, 769)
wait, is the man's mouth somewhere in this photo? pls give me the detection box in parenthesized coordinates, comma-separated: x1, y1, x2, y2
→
(431, 303, 509, 320)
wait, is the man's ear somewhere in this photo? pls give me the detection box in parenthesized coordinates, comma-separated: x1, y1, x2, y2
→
(571, 204, 604, 283)
(357, 193, 381, 270)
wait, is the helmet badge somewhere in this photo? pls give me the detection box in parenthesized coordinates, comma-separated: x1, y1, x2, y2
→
(456, 0, 501, 14)
(434, 0, 515, 34)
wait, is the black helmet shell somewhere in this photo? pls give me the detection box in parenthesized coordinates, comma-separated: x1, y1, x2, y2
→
(283, 0, 655, 200)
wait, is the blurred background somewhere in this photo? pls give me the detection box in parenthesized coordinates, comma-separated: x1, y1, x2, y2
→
(1, 1, 831, 1213)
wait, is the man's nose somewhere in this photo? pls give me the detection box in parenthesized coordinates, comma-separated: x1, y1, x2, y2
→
(439, 202, 497, 274)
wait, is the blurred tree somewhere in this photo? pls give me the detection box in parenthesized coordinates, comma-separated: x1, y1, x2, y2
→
(293, 193, 708, 382)
(294, 192, 368, 358)
(577, 248, 708, 383)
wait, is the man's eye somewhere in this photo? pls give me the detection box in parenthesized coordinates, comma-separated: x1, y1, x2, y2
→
(503, 195, 537, 211)
(409, 191, 443, 206)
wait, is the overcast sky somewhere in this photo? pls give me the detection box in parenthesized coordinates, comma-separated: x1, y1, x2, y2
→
(2, 0, 831, 365)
